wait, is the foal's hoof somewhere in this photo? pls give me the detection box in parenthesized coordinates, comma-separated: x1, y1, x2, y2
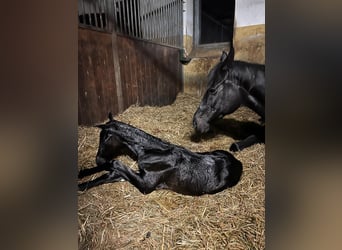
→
(78, 183, 88, 192)
(229, 143, 240, 152)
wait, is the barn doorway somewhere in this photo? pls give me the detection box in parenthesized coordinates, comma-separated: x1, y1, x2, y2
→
(192, 0, 235, 57)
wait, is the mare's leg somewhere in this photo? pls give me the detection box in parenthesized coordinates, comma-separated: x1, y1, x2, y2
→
(229, 134, 259, 152)
(243, 93, 265, 119)
(230, 123, 265, 151)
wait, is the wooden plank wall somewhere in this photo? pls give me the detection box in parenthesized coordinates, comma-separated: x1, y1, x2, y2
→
(78, 29, 119, 125)
(78, 28, 183, 125)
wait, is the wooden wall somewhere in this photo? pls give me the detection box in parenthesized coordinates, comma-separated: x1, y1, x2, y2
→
(78, 28, 183, 125)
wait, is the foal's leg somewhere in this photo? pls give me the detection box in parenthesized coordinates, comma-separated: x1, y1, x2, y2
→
(78, 163, 112, 179)
(111, 160, 163, 195)
(78, 169, 124, 191)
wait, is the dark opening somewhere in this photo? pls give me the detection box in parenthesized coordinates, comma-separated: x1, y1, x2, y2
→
(199, 0, 235, 44)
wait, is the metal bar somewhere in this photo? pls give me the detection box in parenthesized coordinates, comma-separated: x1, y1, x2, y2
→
(140, 0, 145, 38)
(153, 0, 156, 40)
(85, 1, 92, 26)
(125, 0, 131, 36)
(119, 0, 125, 34)
(166, 1, 169, 45)
(117, 0, 122, 33)
(133, 0, 137, 37)
(167, 0, 170, 44)
(112, 0, 117, 32)
(176, 0, 179, 47)
(180, 0, 183, 48)
(99, 0, 104, 29)
(170, 1, 173, 46)
(168, 0, 171, 44)
(156, 0, 160, 43)
(83, 1, 88, 25)
(146, 0, 151, 39)
(100, 0, 105, 29)
(158, 0, 163, 43)
(169, 1, 172, 46)
(97, 0, 102, 28)
(175, 0, 178, 46)
(121, 0, 126, 34)
(149, 0, 153, 40)
(178, 0, 182, 47)
(150, 0, 154, 40)
(146, 0, 150, 39)
(172, 1, 177, 45)
(80, 0, 85, 25)
(136, 0, 141, 38)
(101, 0, 105, 29)
(171, 0, 175, 46)
(158, 2, 163, 43)
(174, 0, 178, 46)
(140, 1, 148, 39)
(104, 0, 108, 30)
(120, 0, 125, 34)
(78, 0, 181, 47)
(126, 0, 132, 36)
(134, 0, 139, 37)
(162, 1, 166, 44)
(132, 0, 137, 37)
(93, 1, 99, 28)
(162, 1, 165, 44)
(103, 0, 108, 30)
(129, 0, 134, 36)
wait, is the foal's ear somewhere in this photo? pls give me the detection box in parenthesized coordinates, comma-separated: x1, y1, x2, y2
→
(108, 112, 113, 121)
(94, 124, 107, 130)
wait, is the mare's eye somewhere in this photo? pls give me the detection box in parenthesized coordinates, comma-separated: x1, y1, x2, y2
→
(209, 88, 216, 94)
(209, 105, 216, 112)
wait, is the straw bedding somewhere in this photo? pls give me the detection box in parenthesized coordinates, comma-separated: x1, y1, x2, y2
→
(78, 93, 265, 249)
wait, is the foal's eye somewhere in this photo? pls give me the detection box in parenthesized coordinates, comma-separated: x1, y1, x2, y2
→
(104, 134, 112, 143)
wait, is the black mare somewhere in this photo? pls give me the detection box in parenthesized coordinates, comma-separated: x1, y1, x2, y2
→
(193, 46, 265, 151)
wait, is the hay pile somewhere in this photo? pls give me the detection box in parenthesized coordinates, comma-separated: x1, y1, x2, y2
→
(78, 93, 265, 249)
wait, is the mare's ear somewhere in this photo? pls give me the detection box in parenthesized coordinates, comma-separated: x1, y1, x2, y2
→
(220, 51, 228, 63)
(222, 45, 235, 70)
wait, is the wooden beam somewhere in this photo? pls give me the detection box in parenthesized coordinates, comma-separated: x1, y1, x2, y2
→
(111, 31, 124, 113)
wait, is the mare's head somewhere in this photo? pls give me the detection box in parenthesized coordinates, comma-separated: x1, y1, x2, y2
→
(193, 49, 241, 133)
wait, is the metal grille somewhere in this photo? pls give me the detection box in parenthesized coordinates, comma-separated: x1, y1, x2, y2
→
(78, 0, 183, 48)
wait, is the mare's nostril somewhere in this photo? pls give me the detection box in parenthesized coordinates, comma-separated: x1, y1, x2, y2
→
(96, 157, 106, 166)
